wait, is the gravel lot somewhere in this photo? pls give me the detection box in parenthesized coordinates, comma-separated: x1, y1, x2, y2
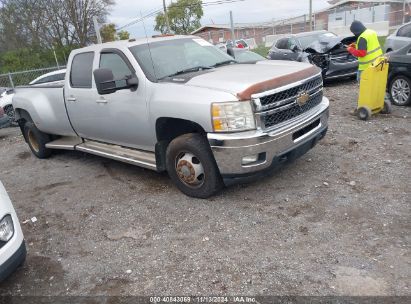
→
(0, 80, 410, 296)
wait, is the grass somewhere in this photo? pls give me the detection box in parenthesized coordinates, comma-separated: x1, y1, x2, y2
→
(378, 36, 387, 48)
(252, 45, 270, 57)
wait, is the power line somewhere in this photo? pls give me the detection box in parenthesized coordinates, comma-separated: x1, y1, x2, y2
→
(116, 0, 246, 31)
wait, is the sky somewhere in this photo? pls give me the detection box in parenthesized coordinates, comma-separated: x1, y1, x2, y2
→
(108, 0, 331, 38)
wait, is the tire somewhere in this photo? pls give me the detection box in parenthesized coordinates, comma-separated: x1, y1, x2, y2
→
(166, 133, 223, 199)
(23, 122, 52, 158)
(389, 75, 411, 106)
(381, 99, 392, 114)
(357, 107, 372, 121)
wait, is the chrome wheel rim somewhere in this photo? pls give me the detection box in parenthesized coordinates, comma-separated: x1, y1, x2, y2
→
(27, 130, 39, 152)
(175, 152, 205, 188)
(391, 78, 410, 105)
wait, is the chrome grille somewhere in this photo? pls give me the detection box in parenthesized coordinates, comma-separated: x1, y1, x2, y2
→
(261, 91, 323, 129)
(259, 76, 323, 109)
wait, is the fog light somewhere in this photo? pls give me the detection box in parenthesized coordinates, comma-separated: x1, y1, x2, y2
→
(0, 215, 14, 242)
(242, 155, 259, 165)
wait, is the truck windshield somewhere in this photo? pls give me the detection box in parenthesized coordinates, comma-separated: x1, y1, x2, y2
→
(129, 38, 236, 81)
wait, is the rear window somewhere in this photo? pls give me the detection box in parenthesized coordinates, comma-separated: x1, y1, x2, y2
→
(70, 52, 94, 88)
(275, 38, 289, 49)
(398, 24, 411, 38)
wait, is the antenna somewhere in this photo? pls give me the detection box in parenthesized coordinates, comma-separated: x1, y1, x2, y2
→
(140, 10, 158, 80)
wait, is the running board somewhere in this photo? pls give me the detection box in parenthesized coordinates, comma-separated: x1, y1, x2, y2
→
(75, 140, 157, 171)
(46, 136, 83, 150)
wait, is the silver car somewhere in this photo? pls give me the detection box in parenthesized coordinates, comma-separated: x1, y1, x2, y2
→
(384, 22, 411, 53)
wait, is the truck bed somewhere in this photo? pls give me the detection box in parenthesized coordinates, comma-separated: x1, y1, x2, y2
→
(13, 84, 76, 137)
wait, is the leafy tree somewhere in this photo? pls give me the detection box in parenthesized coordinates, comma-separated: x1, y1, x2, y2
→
(100, 23, 117, 42)
(100, 24, 130, 42)
(155, 0, 203, 35)
(117, 30, 130, 40)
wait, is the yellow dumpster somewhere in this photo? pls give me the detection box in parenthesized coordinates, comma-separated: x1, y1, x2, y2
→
(357, 57, 392, 120)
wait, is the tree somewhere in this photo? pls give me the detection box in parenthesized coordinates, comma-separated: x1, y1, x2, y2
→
(100, 23, 117, 42)
(100, 24, 130, 42)
(117, 30, 130, 40)
(0, 0, 115, 72)
(155, 0, 203, 35)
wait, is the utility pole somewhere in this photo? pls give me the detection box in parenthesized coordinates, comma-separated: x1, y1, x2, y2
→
(230, 11, 235, 40)
(403, 0, 408, 24)
(52, 45, 60, 69)
(93, 16, 102, 44)
(163, 0, 171, 34)
(309, 0, 313, 31)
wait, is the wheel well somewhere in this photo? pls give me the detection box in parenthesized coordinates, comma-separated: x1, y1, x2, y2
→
(155, 118, 207, 172)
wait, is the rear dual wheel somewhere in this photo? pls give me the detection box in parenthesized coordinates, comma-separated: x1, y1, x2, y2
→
(23, 122, 52, 158)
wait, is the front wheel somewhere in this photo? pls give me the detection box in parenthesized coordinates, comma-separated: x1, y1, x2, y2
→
(166, 133, 223, 199)
(23, 122, 52, 158)
(389, 75, 411, 106)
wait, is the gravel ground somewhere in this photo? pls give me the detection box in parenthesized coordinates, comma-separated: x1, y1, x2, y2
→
(0, 80, 410, 296)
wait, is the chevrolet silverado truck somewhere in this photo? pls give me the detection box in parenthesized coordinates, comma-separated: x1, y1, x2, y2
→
(13, 35, 329, 198)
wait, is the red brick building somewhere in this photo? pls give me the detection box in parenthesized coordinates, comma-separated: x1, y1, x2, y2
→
(192, 0, 410, 46)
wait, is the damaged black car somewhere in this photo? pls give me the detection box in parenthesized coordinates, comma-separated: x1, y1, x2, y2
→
(268, 30, 358, 80)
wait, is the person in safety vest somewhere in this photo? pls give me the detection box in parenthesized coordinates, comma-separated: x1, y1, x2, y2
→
(347, 20, 383, 82)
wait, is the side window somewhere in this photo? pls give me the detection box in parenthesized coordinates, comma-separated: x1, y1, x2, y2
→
(276, 38, 289, 50)
(70, 52, 94, 88)
(99, 52, 133, 80)
(398, 24, 411, 38)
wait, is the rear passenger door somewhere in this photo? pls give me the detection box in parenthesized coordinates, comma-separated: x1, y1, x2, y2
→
(66, 49, 151, 150)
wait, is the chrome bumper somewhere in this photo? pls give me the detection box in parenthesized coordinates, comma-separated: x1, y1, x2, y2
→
(208, 97, 329, 176)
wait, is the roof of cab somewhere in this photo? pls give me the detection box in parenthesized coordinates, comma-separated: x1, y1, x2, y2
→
(71, 35, 199, 54)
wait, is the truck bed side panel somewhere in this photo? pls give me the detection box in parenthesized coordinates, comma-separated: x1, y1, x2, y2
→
(13, 86, 76, 137)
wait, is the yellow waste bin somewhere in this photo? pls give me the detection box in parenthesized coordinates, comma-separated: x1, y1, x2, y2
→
(357, 57, 392, 120)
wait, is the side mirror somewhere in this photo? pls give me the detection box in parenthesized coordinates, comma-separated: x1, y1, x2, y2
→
(94, 68, 116, 95)
(94, 68, 139, 95)
(292, 45, 300, 52)
(126, 76, 139, 91)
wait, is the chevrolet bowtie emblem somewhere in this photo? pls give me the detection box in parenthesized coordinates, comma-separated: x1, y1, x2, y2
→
(296, 91, 310, 106)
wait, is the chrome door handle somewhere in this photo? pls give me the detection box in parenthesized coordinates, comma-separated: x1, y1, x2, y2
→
(96, 98, 108, 104)
(67, 97, 77, 102)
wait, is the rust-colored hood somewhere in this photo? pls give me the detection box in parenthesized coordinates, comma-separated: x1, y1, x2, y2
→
(185, 61, 321, 100)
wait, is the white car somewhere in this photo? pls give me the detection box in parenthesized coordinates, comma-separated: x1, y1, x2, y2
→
(29, 68, 66, 86)
(0, 69, 66, 123)
(0, 181, 26, 282)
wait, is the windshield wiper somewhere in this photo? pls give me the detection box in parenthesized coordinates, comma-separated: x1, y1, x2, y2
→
(160, 66, 213, 80)
(212, 60, 237, 67)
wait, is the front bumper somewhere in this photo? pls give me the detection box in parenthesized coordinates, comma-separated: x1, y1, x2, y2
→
(208, 97, 329, 182)
(0, 240, 26, 282)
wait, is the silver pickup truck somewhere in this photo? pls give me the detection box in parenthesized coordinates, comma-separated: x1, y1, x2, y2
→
(13, 35, 329, 198)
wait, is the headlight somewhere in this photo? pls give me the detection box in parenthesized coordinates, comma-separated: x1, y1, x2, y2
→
(211, 101, 255, 132)
(0, 215, 14, 242)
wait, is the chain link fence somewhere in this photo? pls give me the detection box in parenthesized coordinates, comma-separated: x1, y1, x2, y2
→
(0, 66, 66, 89)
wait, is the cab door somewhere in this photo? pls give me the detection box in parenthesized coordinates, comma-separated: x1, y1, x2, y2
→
(65, 49, 152, 151)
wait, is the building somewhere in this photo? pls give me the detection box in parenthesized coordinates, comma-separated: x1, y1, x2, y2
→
(192, 0, 410, 45)
(191, 23, 274, 45)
